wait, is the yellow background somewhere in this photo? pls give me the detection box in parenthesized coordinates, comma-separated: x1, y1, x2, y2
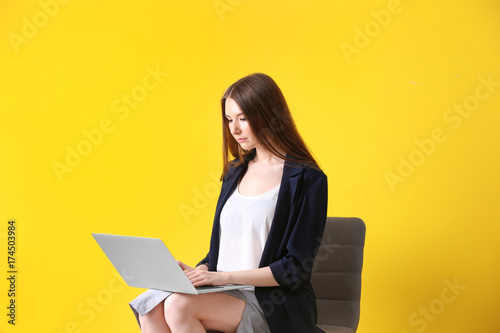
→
(1, 0, 499, 332)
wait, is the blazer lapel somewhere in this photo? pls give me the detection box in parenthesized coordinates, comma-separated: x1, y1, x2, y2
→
(259, 161, 303, 266)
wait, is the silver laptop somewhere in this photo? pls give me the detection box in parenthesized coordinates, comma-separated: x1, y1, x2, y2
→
(92, 233, 251, 294)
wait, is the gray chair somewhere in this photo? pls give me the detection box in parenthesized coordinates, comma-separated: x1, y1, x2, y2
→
(208, 217, 366, 333)
(312, 217, 366, 333)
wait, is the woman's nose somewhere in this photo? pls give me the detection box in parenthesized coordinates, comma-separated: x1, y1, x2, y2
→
(231, 122, 241, 135)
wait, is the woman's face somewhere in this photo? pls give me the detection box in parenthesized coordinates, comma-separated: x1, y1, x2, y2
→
(225, 98, 260, 151)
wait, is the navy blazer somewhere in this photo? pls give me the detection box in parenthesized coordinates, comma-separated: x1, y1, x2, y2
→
(199, 152, 328, 333)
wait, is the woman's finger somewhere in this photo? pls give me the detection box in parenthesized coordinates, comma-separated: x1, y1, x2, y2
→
(177, 260, 194, 272)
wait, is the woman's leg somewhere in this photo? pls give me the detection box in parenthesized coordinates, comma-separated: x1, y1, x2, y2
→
(138, 301, 172, 333)
(164, 292, 246, 333)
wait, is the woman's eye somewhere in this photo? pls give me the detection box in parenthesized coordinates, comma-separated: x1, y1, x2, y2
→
(240, 118, 246, 121)
(226, 119, 233, 123)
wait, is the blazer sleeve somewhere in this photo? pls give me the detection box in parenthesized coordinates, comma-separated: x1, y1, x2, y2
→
(196, 254, 209, 268)
(269, 169, 328, 290)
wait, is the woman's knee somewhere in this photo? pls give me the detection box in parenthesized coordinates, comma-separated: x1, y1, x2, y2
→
(138, 302, 166, 327)
(163, 294, 195, 324)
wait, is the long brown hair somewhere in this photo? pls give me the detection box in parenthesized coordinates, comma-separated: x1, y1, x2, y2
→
(220, 73, 320, 180)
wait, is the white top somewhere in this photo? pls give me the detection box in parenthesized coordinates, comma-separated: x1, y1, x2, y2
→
(217, 184, 280, 273)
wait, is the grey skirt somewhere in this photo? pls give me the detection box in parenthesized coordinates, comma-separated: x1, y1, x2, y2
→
(129, 289, 270, 333)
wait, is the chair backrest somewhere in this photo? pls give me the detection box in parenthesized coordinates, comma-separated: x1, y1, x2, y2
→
(311, 217, 366, 332)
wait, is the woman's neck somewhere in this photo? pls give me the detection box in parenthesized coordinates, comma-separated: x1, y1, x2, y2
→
(253, 147, 285, 165)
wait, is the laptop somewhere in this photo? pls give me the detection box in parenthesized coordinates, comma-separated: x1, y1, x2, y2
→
(92, 233, 251, 294)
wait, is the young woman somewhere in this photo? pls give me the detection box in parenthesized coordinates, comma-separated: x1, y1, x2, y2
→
(130, 73, 328, 333)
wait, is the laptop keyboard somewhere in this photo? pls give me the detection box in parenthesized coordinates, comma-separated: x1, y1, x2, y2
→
(196, 285, 224, 290)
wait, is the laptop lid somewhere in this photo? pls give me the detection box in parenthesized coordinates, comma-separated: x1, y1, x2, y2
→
(92, 233, 251, 294)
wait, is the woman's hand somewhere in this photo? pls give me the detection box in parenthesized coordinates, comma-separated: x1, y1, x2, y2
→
(177, 261, 228, 287)
(177, 261, 278, 287)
